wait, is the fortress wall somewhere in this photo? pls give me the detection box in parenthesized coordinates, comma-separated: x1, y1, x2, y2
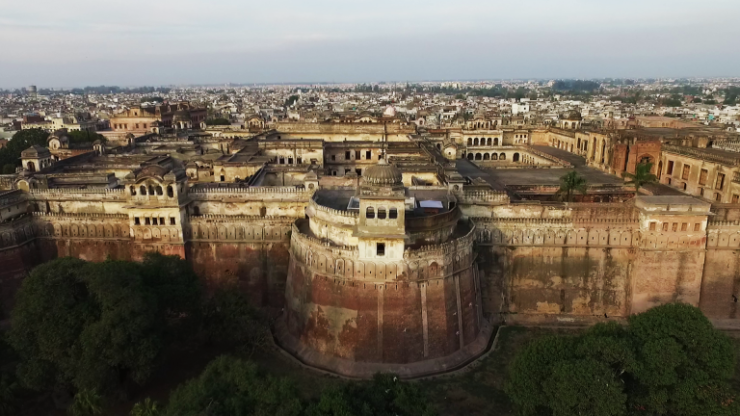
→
(631, 247, 705, 314)
(0, 242, 43, 314)
(187, 241, 290, 308)
(474, 208, 639, 324)
(700, 249, 740, 319)
(699, 225, 740, 319)
(283, 255, 478, 365)
(502, 245, 632, 322)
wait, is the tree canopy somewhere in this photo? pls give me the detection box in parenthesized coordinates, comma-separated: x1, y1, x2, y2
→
(67, 130, 107, 145)
(7, 254, 202, 398)
(0, 128, 49, 168)
(162, 356, 302, 416)
(306, 373, 436, 416)
(506, 304, 738, 416)
(156, 356, 435, 416)
(205, 118, 231, 126)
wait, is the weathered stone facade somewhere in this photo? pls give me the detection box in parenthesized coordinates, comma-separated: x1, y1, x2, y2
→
(2, 117, 740, 376)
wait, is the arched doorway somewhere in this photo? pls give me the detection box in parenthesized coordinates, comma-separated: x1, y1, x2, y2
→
(600, 140, 607, 164)
(467, 153, 474, 161)
(513, 153, 520, 162)
(475, 153, 482, 161)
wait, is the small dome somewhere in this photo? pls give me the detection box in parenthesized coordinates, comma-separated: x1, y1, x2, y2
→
(21, 145, 50, 158)
(383, 105, 397, 117)
(561, 110, 582, 121)
(362, 159, 403, 186)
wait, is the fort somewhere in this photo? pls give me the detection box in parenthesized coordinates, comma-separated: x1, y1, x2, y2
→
(1, 114, 740, 377)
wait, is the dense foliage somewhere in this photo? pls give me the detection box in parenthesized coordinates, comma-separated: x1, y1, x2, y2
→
(306, 373, 436, 416)
(205, 118, 231, 126)
(162, 356, 302, 416)
(7, 254, 201, 398)
(0, 128, 49, 168)
(551, 80, 601, 93)
(506, 304, 738, 416)
(67, 130, 107, 145)
(151, 356, 435, 416)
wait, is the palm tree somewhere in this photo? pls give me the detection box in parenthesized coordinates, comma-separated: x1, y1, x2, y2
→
(623, 162, 658, 194)
(557, 171, 588, 202)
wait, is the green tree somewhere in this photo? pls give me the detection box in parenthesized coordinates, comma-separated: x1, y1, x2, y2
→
(284, 94, 299, 107)
(556, 171, 588, 202)
(162, 356, 302, 416)
(202, 288, 270, 356)
(69, 389, 103, 416)
(205, 118, 231, 126)
(622, 162, 657, 194)
(307, 373, 436, 416)
(0, 128, 49, 168)
(8, 255, 202, 398)
(627, 304, 737, 416)
(0, 373, 18, 416)
(130, 398, 161, 416)
(506, 305, 738, 416)
(67, 130, 107, 145)
(1, 164, 14, 175)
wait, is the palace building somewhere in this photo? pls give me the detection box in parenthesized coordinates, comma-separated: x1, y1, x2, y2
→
(1, 115, 740, 377)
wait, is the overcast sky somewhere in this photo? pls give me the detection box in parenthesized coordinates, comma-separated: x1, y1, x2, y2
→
(1, 0, 738, 88)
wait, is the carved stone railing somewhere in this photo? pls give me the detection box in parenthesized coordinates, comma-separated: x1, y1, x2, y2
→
(454, 189, 510, 204)
(29, 188, 126, 195)
(189, 185, 310, 194)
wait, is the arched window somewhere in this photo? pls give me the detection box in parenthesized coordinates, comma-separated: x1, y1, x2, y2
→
(467, 153, 474, 160)
(500, 153, 506, 160)
(513, 153, 520, 162)
(140, 185, 147, 195)
(492, 153, 498, 160)
(487, 138, 492, 146)
(494, 138, 498, 146)
(130, 186, 136, 196)
(149, 185, 155, 195)
(167, 185, 174, 198)
(378, 207, 387, 219)
(366, 206, 375, 219)
(467, 138, 472, 146)
(483, 153, 490, 160)
(27, 161, 35, 172)
(473, 138, 479, 146)
(389, 208, 398, 219)
(475, 153, 482, 160)
(156, 186, 163, 195)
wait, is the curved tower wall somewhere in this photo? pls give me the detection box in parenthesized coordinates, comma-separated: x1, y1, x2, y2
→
(278, 221, 486, 377)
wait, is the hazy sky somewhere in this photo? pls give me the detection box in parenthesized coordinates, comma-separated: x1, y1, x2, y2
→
(1, 0, 738, 88)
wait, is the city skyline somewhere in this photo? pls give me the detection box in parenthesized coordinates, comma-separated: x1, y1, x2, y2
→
(1, 0, 739, 88)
